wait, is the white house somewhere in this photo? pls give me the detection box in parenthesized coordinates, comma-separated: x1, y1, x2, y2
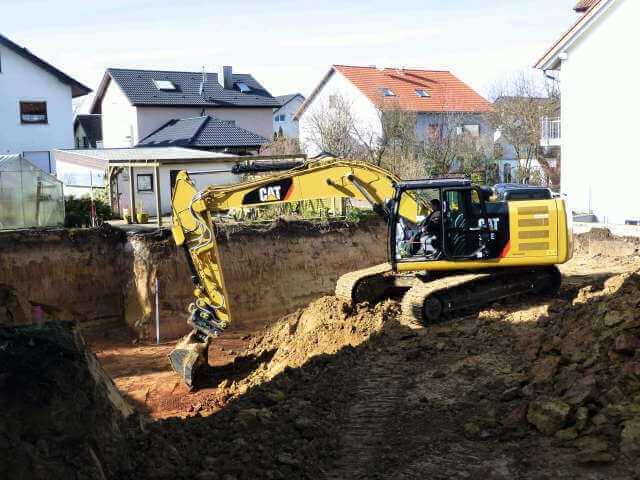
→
(296, 65, 493, 158)
(535, 0, 639, 224)
(0, 33, 91, 173)
(273, 93, 305, 138)
(90, 66, 279, 148)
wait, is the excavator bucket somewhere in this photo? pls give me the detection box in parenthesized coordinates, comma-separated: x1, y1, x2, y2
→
(168, 330, 211, 390)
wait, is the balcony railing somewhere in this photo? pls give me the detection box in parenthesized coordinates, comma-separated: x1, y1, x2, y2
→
(541, 117, 561, 146)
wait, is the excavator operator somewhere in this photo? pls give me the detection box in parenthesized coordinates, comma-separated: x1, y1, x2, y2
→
(410, 199, 442, 257)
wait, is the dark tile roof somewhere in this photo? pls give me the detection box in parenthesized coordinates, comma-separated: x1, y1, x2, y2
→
(105, 68, 280, 108)
(137, 115, 268, 149)
(0, 33, 91, 98)
(74, 114, 103, 147)
(275, 93, 304, 108)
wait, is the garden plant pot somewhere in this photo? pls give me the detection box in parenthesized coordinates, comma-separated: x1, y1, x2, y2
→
(137, 212, 149, 224)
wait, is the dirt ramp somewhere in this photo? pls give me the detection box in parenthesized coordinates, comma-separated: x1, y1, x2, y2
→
(0, 322, 134, 480)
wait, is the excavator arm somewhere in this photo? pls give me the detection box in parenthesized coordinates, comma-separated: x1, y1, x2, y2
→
(169, 159, 419, 387)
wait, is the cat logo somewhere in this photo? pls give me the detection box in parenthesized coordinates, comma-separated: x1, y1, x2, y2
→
(259, 186, 282, 202)
(242, 178, 293, 205)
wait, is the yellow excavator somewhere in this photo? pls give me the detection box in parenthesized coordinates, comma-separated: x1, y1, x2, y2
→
(169, 158, 573, 388)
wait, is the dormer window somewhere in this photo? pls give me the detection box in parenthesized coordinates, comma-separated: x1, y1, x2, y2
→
(382, 88, 395, 97)
(236, 82, 251, 93)
(415, 89, 430, 98)
(153, 80, 177, 91)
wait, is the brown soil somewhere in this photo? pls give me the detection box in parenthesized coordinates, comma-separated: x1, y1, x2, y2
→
(0, 322, 133, 480)
(5, 229, 640, 479)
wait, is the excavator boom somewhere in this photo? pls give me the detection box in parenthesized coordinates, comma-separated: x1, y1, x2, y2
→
(169, 159, 415, 387)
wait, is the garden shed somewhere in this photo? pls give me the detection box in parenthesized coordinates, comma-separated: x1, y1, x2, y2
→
(0, 154, 65, 229)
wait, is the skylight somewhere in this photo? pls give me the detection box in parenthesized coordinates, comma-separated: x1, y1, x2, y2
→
(382, 88, 395, 97)
(415, 89, 430, 98)
(153, 80, 177, 91)
(236, 82, 251, 93)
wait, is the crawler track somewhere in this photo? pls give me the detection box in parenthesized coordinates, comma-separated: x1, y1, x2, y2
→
(401, 267, 561, 325)
(335, 263, 393, 303)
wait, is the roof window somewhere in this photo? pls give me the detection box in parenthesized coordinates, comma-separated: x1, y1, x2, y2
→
(153, 80, 177, 91)
(236, 82, 251, 93)
(415, 89, 430, 98)
(382, 88, 395, 97)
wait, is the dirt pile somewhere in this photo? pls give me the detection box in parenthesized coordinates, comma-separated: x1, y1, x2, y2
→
(0, 322, 134, 480)
(222, 297, 396, 395)
(506, 270, 640, 463)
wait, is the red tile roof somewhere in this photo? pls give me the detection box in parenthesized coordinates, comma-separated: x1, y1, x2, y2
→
(333, 65, 492, 113)
(574, 0, 600, 12)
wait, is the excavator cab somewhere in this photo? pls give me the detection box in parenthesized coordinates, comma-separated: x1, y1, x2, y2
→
(391, 179, 499, 265)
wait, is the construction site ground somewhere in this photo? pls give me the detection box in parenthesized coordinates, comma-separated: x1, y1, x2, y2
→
(63, 231, 639, 479)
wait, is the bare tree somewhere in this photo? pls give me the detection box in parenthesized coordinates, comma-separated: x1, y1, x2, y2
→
(489, 72, 560, 185)
(301, 94, 362, 158)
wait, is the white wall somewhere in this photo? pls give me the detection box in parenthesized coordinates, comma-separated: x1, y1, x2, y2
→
(0, 43, 75, 173)
(298, 70, 382, 157)
(115, 161, 242, 216)
(136, 106, 273, 140)
(560, 0, 640, 224)
(101, 80, 138, 148)
(273, 96, 304, 138)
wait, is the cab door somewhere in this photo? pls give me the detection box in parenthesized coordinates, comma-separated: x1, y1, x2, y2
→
(441, 188, 493, 260)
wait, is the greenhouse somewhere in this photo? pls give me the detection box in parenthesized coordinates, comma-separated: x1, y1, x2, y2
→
(0, 154, 65, 229)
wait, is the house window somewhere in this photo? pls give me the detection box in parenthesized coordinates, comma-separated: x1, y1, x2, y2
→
(382, 88, 395, 97)
(236, 82, 251, 93)
(275, 114, 286, 122)
(20, 101, 47, 124)
(463, 124, 480, 137)
(415, 89, 430, 98)
(136, 174, 154, 192)
(153, 79, 177, 91)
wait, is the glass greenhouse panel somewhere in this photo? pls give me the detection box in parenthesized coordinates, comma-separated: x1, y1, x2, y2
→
(0, 155, 65, 229)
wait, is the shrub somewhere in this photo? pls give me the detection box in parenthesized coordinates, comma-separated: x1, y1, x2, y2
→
(64, 194, 112, 228)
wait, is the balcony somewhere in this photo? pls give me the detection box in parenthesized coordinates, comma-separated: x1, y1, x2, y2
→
(540, 116, 561, 147)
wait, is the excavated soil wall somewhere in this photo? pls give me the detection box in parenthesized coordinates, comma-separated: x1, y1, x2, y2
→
(0, 228, 128, 330)
(126, 218, 388, 339)
(0, 219, 387, 339)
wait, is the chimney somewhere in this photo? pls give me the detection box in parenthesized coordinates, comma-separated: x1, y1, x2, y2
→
(218, 65, 233, 90)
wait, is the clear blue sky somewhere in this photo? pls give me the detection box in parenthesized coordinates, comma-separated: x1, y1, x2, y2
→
(1, 0, 578, 103)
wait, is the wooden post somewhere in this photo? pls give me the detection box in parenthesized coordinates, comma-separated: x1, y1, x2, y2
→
(128, 166, 137, 223)
(154, 165, 162, 227)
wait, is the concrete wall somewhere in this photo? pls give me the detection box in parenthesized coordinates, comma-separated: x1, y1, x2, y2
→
(115, 160, 242, 216)
(0, 43, 75, 172)
(273, 96, 304, 138)
(560, 0, 639, 223)
(299, 70, 382, 157)
(0, 219, 387, 340)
